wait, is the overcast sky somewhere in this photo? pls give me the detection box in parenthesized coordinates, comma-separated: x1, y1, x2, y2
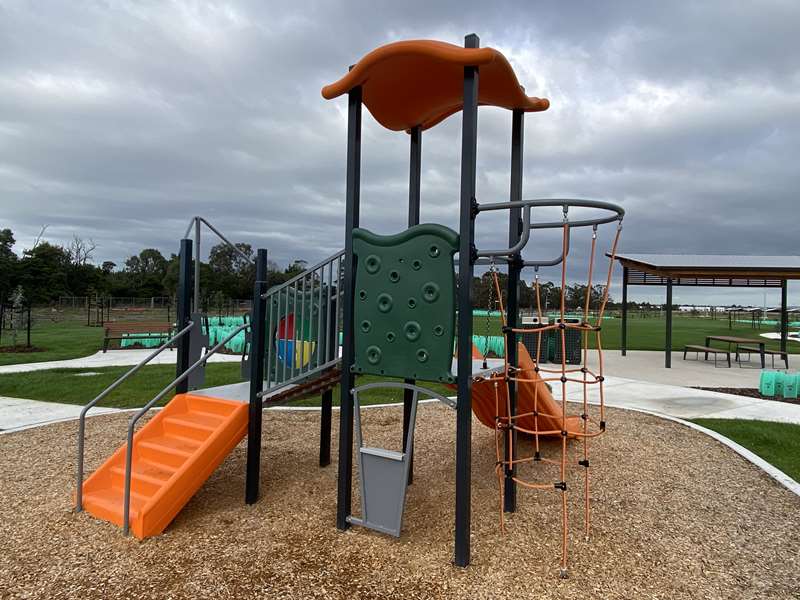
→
(1, 1, 798, 305)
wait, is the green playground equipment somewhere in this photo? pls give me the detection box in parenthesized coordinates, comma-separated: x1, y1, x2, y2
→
(351, 224, 459, 384)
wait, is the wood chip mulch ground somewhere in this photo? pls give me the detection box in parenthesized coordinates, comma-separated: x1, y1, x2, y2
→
(1, 404, 798, 599)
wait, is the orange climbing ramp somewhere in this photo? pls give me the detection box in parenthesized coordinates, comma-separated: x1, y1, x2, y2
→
(472, 342, 582, 436)
(80, 393, 248, 539)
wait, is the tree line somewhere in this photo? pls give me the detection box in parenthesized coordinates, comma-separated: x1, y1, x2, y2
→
(1, 227, 621, 310)
(0, 228, 305, 306)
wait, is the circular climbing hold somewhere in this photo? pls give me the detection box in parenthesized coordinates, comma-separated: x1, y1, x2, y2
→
(404, 321, 421, 341)
(412, 259, 422, 270)
(358, 290, 367, 300)
(377, 293, 393, 313)
(360, 320, 372, 333)
(428, 245, 440, 258)
(416, 348, 429, 363)
(389, 270, 400, 283)
(366, 345, 382, 365)
(422, 282, 440, 303)
(365, 254, 381, 274)
(433, 324, 444, 336)
(407, 297, 417, 309)
(386, 331, 396, 342)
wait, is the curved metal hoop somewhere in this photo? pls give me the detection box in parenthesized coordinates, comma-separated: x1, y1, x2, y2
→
(475, 198, 624, 263)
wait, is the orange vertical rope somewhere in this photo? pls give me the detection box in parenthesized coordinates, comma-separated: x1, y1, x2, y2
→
(581, 226, 597, 540)
(558, 222, 569, 576)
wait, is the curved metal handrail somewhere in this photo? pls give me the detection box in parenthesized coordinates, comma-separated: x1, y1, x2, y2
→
(76, 321, 194, 512)
(475, 198, 624, 262)
(121, 321, 250, 535)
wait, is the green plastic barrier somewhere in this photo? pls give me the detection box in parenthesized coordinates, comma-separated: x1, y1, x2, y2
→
(782, 373, 799, 399)
(472, 335, 505, 358)
(759, 371, 777, 396)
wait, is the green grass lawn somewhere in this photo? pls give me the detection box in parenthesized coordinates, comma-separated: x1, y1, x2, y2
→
(0, 363, 453, 409)
(0, 320, 104, 366)
(473, 315, 797, 354)
(692, 418, 800, 482)
(0, 314, 792, 368)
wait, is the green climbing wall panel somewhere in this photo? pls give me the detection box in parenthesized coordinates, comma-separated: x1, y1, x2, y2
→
(352, 224, 459, 384)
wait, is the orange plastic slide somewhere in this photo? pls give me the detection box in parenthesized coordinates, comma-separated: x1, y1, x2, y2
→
(80, 393, 248, 539)
(471, 342, 582, 436)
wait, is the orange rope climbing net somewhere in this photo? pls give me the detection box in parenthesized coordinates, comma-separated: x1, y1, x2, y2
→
(489, 218, 623, 578)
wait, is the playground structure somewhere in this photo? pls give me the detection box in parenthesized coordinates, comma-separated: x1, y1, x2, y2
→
(73, 35, 625, 577)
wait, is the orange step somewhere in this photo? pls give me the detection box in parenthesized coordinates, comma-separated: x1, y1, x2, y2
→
(80, 393, 248, 538)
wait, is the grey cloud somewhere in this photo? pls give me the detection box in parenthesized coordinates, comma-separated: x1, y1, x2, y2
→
(0, 0, 798, 305)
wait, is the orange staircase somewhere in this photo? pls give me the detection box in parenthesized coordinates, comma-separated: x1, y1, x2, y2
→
(80, 393, 248, 539)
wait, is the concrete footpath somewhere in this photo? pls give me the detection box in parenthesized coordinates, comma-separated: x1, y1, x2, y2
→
(0, 396, 120, 432)
(0, 349, 242, 374)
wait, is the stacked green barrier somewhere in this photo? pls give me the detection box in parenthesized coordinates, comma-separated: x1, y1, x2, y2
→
(759, 371, 799, 398)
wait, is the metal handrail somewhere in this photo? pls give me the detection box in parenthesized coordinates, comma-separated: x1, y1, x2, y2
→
(475, 198, 624, 263)
(121, 321, 250, 535)
(261, 249, 345, 299)
(184, 216, 254, 264)
(76, 321, 195, 512)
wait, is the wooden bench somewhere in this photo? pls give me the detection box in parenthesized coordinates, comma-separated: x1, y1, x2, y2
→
(103, 321, 174, 352)
(736, 345, 789, 369)
(683, 344, 731, 368)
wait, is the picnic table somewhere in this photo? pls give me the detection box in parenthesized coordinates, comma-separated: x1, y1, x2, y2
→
(704, 335, 766, 368)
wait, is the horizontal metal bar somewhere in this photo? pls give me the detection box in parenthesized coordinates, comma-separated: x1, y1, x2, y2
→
(478, 198, 624, 229)
(352, 381, 456, 410)
(476, 204, 531, 258)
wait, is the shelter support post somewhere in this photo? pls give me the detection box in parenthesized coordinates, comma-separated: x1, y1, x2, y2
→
(665, 277, 673, 368)
(454, 32, 480, 568)
(503, 109, 524, 513)
(621, 266, 628, 356)
(246, 249, 268, 504)
(403, 125, 422, 485)
(175, 239, 193, 394)
(336, 85, 362, 531)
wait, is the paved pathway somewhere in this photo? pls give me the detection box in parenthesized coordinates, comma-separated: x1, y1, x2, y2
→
(0, 396, 120, 433)
(0, 349, 242, 374)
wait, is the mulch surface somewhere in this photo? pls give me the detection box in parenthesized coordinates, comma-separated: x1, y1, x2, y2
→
(694, 387, 800, 405)
(1, 404, 799, 599)
(0, 346, 44, 354)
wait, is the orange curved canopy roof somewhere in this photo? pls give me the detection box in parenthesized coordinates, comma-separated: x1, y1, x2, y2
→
(321, 40, 549, 132)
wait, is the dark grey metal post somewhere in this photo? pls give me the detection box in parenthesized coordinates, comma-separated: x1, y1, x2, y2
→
(175, 239, 193, 394)
(454, 32, 480, 568)
(336, 84, 362, 531)
(503, 109, 524, 513)
(621, 266, 628, 356)
(320, 295, 337, 467)
(246, 248, 268, 504)
(780, 279, 788, 355)
(665, 277, 673, 368)
(403, 125, 422, 485)
(193, 217, 201, 312)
